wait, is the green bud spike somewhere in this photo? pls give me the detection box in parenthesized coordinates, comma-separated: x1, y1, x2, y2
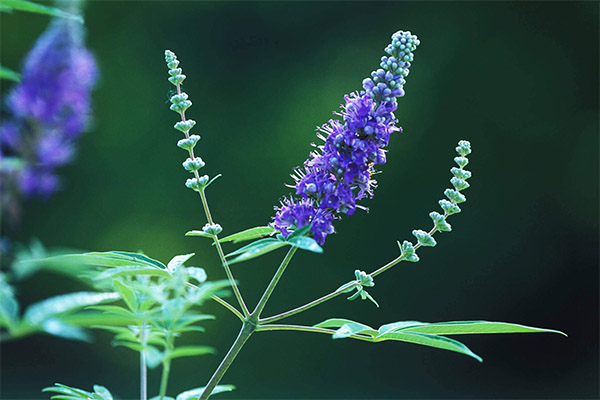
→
(182, 157, 205, 172)
(454, 156, 469, 168)
(202, 223, 223, 236)
(429, 211, 452, 232)
(451, 167, 472, 180)
(413, 229, 437, 247)
(174, 120, 196, 133)
(398, 240, 419, 262)
(177, 135, 201, 151)
(451, 177, 470, 191)
(444, 188, 466, 204)
(439, 199, 461, 215)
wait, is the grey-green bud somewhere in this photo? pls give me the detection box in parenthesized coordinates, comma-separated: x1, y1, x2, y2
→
(185, 175, 209, 191)
(444, 188, 466, 204)
(183, 157, 205, 172)
(451, 177, 470, 191)
(413, 229, 437, 247)
(451, 167, 472, 180)
(177, 135, 201, 151)
(454, 156, 469, 168)
(174, 120, 196, 133)
(398, 240, 419, 262)
(456, 140, 472, 156)
(202, 223, 223, 236)
(354, 270, 375, 287)
(439, 199, 461, 215)
(169, 74, 186, 86)
(429, 211, 452, 232)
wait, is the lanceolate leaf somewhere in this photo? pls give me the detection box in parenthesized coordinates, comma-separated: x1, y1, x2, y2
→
(166, 345, 215, 360)
(374, 331, 483, 362)
(0, 0, 84, 22)
(185, 230, 214, 239)
(378, 320, 567, 337)
(43, 383, 113, 400)
(0, 65, 21, 82)
(94, 266, 170, 281)
(288, 236, 323, 253)
(46, 251, 166, 270)
(225, 239, 289, 264)
(314, 318, 378, 339)
(23, 292, 119, 326)
(219, 226, 276, 243)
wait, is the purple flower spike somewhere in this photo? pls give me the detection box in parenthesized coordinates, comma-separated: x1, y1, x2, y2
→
(0, 7, 97, 224)
(272, 31, 419, 244)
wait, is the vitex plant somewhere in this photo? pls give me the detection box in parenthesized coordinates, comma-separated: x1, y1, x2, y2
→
(31, 30, 566, 400)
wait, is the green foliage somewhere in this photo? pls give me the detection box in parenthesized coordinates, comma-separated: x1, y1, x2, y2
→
(174, 385, 235, 399)
(0, 65, 21, 81)
(314, 318, 566, 362)
(219, 226, 276, 243)
(43, 383, 113, 400)
(0, 0, 83, 23)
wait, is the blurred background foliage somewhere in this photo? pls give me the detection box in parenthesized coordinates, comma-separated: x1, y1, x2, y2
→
(1, 1, 598, 399)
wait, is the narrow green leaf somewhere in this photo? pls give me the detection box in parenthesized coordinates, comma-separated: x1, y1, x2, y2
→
(377, 321, 425, 335)
(288, 236, 323, 253)
(43, 383, 93, 398)
(166, 345, 215, 360)
(0, 65, 20, 82)
(113, 280, 137, 311)
(0, 273, 19, 331)
(167, 253, 195, 273)
(175, 385, 235, 400)
(45, 251, 166, 270)
(225, 238, 280, 258)
(91, 385, 113, 400)
(286, 224, 312, 240)
(228, 241, 289, 264)
(386, 320, 568, 337)
(23, 292, 119, 326)
(314, 318, 378, 338)
(374, 331, 482, 362)
(94, 266, 170, 281)
(41, 318, 90, 341)
(1, 0, 83, 22)
(185, 230, 214, 239)
(219, 226, 276, 243)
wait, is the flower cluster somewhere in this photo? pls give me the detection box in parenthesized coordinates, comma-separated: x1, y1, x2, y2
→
(0, 10, 97, 222)
(273, 31, 420, 245)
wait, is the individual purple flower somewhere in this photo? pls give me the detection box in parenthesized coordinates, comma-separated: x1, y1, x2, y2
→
(272, 31, 419, 244)
(0, 6, 97, 223)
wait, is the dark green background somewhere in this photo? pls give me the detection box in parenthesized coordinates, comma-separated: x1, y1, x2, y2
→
(1, 1, 598, 399)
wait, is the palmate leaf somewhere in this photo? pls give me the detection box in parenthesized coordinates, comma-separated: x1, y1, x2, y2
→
(314, 318, 566, 362)
(1, 0, 83, 23)
(219, 226, 276, 243)
(43, 383, 113, 400)
(175, 385, 235, 400)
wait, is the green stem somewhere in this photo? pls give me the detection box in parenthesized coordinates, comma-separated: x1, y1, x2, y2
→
(252, 246, 297, 318)
(260, 285, 349, 324)
(198, 322, 256, 400)
(175, 82, 250, 318)
(159, 334, 174, 400)
(256, 323, 374, 342)
(139, 322, 148, 400)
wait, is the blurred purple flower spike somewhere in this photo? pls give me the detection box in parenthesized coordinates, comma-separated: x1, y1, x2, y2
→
(0, 2, 97, 223)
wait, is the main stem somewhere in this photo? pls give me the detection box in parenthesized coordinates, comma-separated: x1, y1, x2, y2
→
(198, 247, 298, 400)
(139, 322, 148, 400)
(159, 333, 174, 400)
(198, 322, 256, 400)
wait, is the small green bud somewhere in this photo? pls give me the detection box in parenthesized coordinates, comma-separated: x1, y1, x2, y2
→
(451, 167, 472, 180)
(454, 156, 469, 168)
(451, 177, 470, 191)
(168, 68, 183, 77)
(165, 50, 177, 64)
(170, 99, 192, 113)
(177, 135, 201, 151)
(174, 120, 196, 134)
(182, 157, 205, 172)
(168, 74, 186, 86)
(444, 188, 466, 204)
(167, 60, 179, 69)
(456, 140, 472, 156)
(398, 240, 419, 262)
(185, 175, 209, 191)
(429, 211, 452, 232)
(439, 199, 461, 215)
(413, 229, 437, 247)
(354, 270, 374, 287)
(202, 223, 223, 236)
(170, 93, 188, 104)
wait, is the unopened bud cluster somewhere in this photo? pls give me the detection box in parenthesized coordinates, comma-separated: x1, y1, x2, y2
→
(398, 140, 472, 262)
(164, 50, 211, 193)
